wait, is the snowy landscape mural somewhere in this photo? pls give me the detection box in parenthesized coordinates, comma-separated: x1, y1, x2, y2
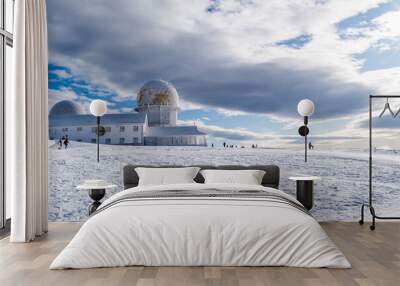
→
(47, 1, 400, 222)
(48, 141, 400, 222)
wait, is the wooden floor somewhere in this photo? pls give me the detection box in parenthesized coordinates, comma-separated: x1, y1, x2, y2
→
(0, 222, 399, 286)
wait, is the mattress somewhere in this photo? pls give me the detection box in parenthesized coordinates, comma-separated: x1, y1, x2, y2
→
(50, 183, 350, 269)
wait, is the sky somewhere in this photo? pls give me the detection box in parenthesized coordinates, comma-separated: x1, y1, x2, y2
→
(47, 0, 400, 149)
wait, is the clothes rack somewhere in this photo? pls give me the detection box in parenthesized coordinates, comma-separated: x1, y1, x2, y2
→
(359, 95, 400, 230)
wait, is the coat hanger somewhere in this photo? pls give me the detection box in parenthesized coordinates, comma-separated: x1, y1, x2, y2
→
(379, 98, 395, 118)
(394, 105, 400, 118)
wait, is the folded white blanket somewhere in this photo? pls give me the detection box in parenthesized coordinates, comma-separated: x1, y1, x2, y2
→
(50, 183, 350, 269)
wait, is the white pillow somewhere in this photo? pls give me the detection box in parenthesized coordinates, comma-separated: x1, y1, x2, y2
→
(200, 169, 266, 185)
(135, 167, 200, 186)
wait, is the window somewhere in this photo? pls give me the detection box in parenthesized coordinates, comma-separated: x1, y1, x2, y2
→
(163, 112, 170, 124)
(76, 127, 82, 132)
(119, 138, 125, 144)
(1, 0, 14, 229)
(133, 137, 138, 144)
(62, 127, 68, 132)
(105, 138, 111, 144)
(91, 139, 96, 143)
(5, 0, 14, 33)
(133, 126, 139, 132)
(120, 126, 125, 132)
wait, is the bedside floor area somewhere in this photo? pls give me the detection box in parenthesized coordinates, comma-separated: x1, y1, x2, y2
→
(0, 222, 399, 286)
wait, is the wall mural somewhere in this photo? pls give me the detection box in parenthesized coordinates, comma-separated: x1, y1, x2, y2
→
(47, 1, 400, 222)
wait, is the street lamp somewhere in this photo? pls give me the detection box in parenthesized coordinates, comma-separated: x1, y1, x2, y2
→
(90, 100, 107, 163)
(297, 99, 315, 162)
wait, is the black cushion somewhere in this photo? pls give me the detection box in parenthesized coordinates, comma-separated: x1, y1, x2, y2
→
(123, 165, 280, 189)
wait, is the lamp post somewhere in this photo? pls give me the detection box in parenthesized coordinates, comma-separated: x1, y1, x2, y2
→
(90, 100, 107, 163)
(297, 99, 315, 162)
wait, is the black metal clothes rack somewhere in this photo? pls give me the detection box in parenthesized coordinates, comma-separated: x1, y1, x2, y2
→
(359, 95, 400, 230)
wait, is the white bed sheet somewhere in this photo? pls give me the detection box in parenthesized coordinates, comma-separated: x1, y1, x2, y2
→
(50, 183, 350, 269)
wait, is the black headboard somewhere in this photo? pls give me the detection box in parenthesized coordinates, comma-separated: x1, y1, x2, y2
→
(123, 165, 280, 189)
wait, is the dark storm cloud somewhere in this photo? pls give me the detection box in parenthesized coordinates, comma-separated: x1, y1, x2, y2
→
(47, 0, 372, 120)
(175, 63, 371, 119)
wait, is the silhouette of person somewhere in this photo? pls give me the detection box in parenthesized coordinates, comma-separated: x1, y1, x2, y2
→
(64, 136, 69, 149)
(308, 142, 314, 150)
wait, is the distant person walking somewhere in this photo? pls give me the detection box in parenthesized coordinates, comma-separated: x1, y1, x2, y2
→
(63, 136, 69, 149)
(308, 142, 314, 150)
(58, 138, 62, 149)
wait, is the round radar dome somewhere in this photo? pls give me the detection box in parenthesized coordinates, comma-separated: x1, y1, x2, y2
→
(136, 80, 179, 109)
(49, 100, 84, 116)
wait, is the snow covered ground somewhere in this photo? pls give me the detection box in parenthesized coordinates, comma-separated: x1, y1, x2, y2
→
(48, 141, 400, 222)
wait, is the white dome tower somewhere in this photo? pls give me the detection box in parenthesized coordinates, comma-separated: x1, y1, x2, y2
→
(49, 100, 84, 116)
(135, 80, 179, 126)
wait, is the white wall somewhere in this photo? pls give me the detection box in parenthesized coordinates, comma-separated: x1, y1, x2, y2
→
(49, 123, 145, 145)
(144, 135, 207, 146)
(144, 105, 177, 126)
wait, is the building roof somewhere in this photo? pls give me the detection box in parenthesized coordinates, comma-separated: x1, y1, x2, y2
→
(49, 113, 147, 127)
(144, 126, 206, 137)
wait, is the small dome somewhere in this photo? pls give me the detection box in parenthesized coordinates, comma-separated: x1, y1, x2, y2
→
(49, 100, 84, 116)
(136, 80, 179, 109)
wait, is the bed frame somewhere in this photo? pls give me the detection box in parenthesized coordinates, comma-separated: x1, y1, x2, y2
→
(123, 165, 280, 189)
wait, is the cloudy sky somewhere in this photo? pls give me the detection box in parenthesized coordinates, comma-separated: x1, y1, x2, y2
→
(47, 0, 400, 149)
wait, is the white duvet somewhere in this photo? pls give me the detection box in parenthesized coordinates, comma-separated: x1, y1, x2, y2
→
(50, 183, 350, 269)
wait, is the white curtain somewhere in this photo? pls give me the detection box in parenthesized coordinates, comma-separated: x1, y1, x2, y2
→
(9, 0, 48, 242)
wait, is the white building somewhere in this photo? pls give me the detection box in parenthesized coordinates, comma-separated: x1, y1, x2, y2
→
(49, 80, 207, 146)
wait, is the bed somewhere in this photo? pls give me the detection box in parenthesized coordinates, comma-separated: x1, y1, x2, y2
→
(50, 165, 350, 269)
